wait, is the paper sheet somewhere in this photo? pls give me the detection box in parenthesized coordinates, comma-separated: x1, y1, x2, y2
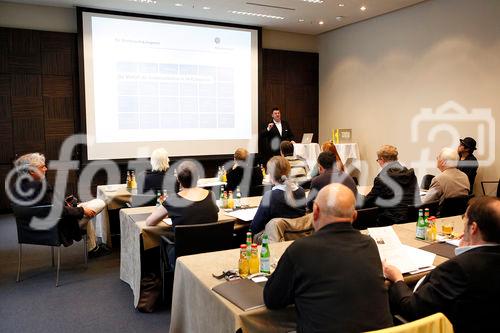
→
(224, 208, 258, 222)
(368, 226, 436, 274)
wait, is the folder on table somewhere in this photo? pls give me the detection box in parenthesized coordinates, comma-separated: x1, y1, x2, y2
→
(212, 278, 265, 311)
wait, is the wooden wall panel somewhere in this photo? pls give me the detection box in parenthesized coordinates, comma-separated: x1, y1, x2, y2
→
(8, 29, 41, 74)
(0, 29, 8, 73)
(261, 49, 319, 151)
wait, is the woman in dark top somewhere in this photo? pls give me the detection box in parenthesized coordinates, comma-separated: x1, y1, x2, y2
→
(226, 148, 263, 194)
(145, 160, 219, 228)
(250, 156, 306, 235)
(138, 148, 176, 194)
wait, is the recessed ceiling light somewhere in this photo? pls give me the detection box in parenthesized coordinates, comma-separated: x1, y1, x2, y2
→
(301, 0, 324, 3)
(360, 6, 367, 11)
(338, 3, 344, 7)
(202, 6, 210, 10)
(228, 10, 285, 20)
(129, 0, 157, 4)
(318, 20, 324, 25)
(174, 3, 183, 7)
(298, 19, 305, 22)
(336, 16, 344, 21)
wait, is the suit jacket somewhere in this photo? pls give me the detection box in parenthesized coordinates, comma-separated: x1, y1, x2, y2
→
(363, 161, 420, 226)
(264, 222, 393, 333)
(137, 170, 177, 194)
(225, 164, 263, 194)
(307, 169, 358, 210)
(388, 245, 500, 333)
(422, 168, 469, 205)
(261, 120, 294, 157)
(457, 154, 478, 193)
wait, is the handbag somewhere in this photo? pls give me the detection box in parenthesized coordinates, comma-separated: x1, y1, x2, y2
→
(137, 273, 162, 313)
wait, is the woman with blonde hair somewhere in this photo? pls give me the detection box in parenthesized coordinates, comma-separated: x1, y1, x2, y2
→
(138, 148, 176, 193)
(250, 156, 306, 235)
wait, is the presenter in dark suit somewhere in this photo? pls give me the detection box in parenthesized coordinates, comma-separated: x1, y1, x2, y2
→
(384, 197, 500, 333)
(261, 107, 294, 162)
(264, 183, 393, 333)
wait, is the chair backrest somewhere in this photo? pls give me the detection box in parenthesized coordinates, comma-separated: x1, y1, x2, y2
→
(353, 207, 379, 230)
(264, 214, 314, 243)
(497, 178, 500, 198)
(407, 200, 440, 222)
(174, 220, 235, 258)
(364, 312, 454, 333)
(12, 204, 61, 246)
(130, 194, 156, 207)
(439, 195, 471, 218)
(420, 174, 435, 190)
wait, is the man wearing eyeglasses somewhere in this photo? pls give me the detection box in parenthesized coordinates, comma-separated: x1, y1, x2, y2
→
(384, 197, 500, 333)
(9, 153, 110, 258)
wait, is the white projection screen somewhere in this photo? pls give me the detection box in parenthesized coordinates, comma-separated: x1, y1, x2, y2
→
(80, 10, 260, 160)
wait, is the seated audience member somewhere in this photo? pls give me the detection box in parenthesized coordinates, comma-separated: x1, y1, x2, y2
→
(138, 148, 176, 194)
(363, 145, 420, 226)
(422, 147, 469, 205)
(384, 197, 500, 333)
(145, 160, 219, 228)
(307, 151, 357, 211)
(264, 184, 393, 333)
(10, 153, 109, 258)
(457, 137, 478, 193)
(280, 141, 309, 182)
(308, 140, 345, 178)
(225, 148, 263, 194)
(250, 156, 306, 235)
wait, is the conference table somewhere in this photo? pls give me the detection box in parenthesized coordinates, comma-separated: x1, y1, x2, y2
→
(292, 142, 361, 170)
(169, 215, 464, 333)
(119, 196, 262, 308)
(95, 178, 226, 246)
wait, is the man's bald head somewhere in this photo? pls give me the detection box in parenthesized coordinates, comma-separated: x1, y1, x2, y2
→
(313, 184, 357, 230)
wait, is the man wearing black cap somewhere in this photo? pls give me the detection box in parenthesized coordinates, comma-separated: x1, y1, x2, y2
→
(457, 137, 479, 193)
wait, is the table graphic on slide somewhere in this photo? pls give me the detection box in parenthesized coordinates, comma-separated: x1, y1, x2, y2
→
(116, 62, 235, 130)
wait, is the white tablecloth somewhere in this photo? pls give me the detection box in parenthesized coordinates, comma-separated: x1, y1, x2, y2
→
(293, 143, 320, 170)
(335, 143, 360, 164)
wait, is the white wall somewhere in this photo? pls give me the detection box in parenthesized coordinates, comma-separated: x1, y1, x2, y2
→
(319, 0, 500, 194)
(0, 2, 318, 52)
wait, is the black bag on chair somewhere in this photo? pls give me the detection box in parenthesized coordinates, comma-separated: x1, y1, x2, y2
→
(137, 273, 162, 313)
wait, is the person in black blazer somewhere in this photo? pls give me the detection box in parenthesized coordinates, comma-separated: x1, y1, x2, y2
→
(225, 148, 263, 195)
(307, 151, 358, 211)
(260, 107, 295, 161)
(138, 148, 176, 194)
(384, 197, 500, 333)
(264, 183, 393, 333)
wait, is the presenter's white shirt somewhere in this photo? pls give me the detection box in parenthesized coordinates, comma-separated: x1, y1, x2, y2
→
(273, 120, 283, 136)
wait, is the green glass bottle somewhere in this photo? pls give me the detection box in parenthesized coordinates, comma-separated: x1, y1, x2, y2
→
(260, 234, 270, 274)
(416, 209, 426, 240)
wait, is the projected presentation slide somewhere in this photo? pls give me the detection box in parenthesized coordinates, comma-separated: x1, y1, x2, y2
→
(81, 11, 259, 159)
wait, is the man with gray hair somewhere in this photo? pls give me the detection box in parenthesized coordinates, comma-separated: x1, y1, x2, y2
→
(10, 153, 109, 258)
(422, 147, 470, 205)
(264, 184, 393, 332)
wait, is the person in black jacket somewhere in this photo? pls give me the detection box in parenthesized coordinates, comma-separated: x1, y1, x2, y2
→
(307, 151, 357, 211)
(457, 137, 479, 193)
(384, 197, 500, 333)
(10, 153, 109, 257)
(260, 107, 295, 161)
(264, 183, 393, 333)
(363, 145, 420, 226)
(225, 148, 263, 196)
(137, 148, 176, 194)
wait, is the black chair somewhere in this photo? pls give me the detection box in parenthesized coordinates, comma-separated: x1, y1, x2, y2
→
(12, 204, 87, 287)
(480, 179, 500, 197)
(160, 220, 235, 302)
(439, 195, 472, 218)
(420, 174, 435, 190)
(352, 207, 379, 230)
(407, 200, 440, 221)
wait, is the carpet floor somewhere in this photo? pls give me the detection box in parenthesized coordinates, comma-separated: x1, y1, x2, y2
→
(0, 213, 171, 333)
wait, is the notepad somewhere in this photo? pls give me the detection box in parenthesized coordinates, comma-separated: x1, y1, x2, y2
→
(212, 279, 265, 311)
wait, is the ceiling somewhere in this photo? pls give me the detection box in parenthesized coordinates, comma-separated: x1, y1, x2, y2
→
(7, 0, 427, 35)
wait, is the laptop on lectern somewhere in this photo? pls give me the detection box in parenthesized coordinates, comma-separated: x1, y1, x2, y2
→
(301, 133, 313, 144)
